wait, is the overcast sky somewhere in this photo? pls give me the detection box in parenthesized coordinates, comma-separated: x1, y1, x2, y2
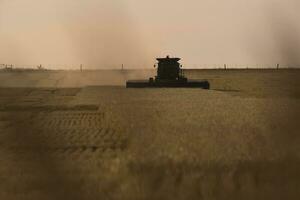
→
(0, 0, 299, 68)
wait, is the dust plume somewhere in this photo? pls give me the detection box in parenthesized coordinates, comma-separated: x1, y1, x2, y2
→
(0, 0, 157, 69)
(62, 1, 155, 69)
(268, 2, 300, 66)
(1, 0, 300, 69)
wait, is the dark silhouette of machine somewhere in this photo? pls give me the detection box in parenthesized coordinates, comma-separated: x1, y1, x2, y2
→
(126, 56, 210, 89)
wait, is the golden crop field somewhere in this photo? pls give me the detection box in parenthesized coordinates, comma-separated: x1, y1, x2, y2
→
(0, 69, 299, 200)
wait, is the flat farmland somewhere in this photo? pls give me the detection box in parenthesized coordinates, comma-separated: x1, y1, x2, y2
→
(0, 69, 299, 200)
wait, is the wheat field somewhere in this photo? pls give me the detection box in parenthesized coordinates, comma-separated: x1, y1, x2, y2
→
(0, 69, 299, 200)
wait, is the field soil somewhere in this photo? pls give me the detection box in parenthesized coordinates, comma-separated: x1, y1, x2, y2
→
(0, 69, 299, 200)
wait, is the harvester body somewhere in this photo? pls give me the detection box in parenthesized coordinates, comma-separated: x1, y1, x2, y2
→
(126, 56, 209, 89)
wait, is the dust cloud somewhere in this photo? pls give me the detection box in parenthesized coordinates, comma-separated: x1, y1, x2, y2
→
(269, 2, 300, 66)
(1, 0, 300, 68)
(0, 0, 157, 69)
(62, 1, 155, 69)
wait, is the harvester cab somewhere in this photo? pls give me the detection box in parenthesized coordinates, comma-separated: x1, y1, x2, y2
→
(155, 56, 185, 81)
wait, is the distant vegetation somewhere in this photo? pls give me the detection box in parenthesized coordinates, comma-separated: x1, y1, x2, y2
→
(1, 64, 300, 71)
(0, 64, 48, 72)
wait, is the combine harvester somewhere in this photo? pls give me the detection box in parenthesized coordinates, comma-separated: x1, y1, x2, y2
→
(126, 56, 210, 89)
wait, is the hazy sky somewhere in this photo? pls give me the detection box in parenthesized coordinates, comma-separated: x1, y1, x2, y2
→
(0, 0, 299, 68)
